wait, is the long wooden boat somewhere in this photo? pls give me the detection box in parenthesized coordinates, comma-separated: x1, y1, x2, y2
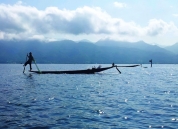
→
(30, 64, 140, 74)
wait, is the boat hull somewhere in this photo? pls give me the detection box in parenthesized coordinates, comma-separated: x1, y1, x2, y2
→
(30, 66, 114, 74)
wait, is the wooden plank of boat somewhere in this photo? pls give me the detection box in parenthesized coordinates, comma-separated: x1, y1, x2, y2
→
(30, 66, 114, 74)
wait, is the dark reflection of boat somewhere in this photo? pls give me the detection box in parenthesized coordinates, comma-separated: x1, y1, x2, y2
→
(30, 63, 140, 74)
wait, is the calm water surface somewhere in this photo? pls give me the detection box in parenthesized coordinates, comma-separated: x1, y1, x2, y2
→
(0, 64, 178, 129)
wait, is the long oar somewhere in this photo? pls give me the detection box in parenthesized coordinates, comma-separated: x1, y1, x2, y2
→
(23, 54, 28, 73)
(33, 59, 41, 73)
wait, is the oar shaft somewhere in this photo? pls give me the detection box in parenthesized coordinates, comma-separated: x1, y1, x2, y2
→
(34, 60, 41, 72)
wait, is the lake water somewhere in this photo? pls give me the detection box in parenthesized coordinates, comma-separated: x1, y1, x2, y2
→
(0, 64, 178, 129)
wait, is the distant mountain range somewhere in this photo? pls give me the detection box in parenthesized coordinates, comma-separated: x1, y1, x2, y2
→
(0, 39, 178, 64)
(164, 42, 178, 54)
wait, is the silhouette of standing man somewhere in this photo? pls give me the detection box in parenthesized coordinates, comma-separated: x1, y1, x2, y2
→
(23, 52, 34, 71)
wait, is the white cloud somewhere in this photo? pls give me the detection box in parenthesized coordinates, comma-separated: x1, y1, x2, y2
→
(114, 2, 127, 8)
(144, 19, 178, 36)
(0, 3, 178, 45)
(16, 1, 23, 5)
(0, 31, 4, 39)
(173, 14, 178, 17)
(0, 4, 135, 39)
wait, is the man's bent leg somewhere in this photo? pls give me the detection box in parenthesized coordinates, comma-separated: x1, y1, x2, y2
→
(29, 63, 32, 71)
(23, 61, 28, 73)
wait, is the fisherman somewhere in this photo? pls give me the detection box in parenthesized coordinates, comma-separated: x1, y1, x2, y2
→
(23, 52, 34, 71)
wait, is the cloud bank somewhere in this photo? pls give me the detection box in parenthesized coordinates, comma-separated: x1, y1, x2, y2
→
(0, 2, 178, 45)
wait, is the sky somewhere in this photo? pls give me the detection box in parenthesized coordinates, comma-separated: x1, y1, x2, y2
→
(0, 0, 178, 46)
